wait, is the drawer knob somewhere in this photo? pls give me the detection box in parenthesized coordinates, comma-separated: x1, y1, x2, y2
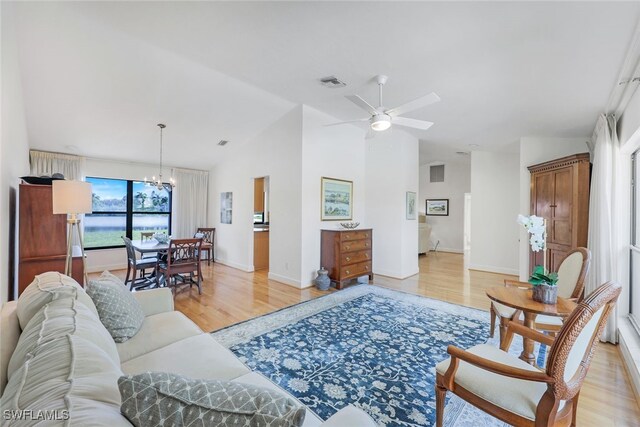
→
(365, 253, 369, 258)
(365, 233, 369, 237)
(345, 246, 350, 250)
(346, 257, 351, 262)
(365, 243, 370, 247)
(345, 234, 350, 239)
(346, 270, 350, 274)
(365, 265, 369, 270)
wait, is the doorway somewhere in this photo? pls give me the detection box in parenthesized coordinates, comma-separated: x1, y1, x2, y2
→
(253, 176, 270, 271)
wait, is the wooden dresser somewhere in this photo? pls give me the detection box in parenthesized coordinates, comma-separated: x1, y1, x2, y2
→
(528, 153, 591, 273)
(321, 229, 373, 289)
(18, 183, 84, 296)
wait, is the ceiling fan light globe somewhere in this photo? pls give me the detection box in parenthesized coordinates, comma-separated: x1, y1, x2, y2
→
(370, 114, 391, 131)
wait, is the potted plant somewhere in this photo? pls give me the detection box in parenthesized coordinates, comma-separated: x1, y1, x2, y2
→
(517, 214, 559, 304)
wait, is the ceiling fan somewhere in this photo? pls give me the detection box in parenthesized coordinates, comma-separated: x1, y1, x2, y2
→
(328, 75, 440, 137)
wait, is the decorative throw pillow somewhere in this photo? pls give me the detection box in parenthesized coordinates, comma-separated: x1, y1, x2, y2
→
(118, 372, 306, 427)
(86, 271, 145, 343)
(16, 271, 98, 329)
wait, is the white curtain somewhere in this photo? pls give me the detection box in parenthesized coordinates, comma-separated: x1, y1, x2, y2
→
(29, 150, 83, 180)
(172, 168, 209, 238)
(586, 114, 620, 343)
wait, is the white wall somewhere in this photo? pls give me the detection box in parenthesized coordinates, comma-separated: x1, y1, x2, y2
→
(418, 159, 470, 253)
(619, 86, 640, 148)
(470, 151, 520, 275)
(517, 137, 590, 280)
(366, 130, 419, 279)
(1, 4, 31, 303)
(300, 106, 366, 286)
(209, 106, 303, 286)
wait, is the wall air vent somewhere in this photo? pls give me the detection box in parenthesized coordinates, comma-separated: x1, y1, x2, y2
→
(430, 164, 445, 183)
(319, 76, 347, 88)
(218, 140, 229, 146)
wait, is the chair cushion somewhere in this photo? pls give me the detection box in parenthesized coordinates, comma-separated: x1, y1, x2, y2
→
(116, 311, 202, 362)
(435, 344, 564, 421)
(8, 297, 120, 379)
(86, 271, 145, 343)
(492, 301, 517, 318)
(135, 258, 157, 267)
(0, 334, 130, 426)
(231, 372, 322, 427)
(16, 272, 98, 329)
(121, 334, 250, 381)
(118, 372, 306, 427)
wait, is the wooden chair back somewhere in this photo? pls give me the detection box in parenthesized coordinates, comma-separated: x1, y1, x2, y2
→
(542, 281, 621, 410)
(195, 228, 215, 245)
(166, 238, 202, 273)
(556, 247, 590, 300)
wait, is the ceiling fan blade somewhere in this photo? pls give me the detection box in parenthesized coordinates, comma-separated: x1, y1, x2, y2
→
(392, 116, 434, 130)
(385, 92, 440, 117)
(346, 95, 378, 116)
(324, 118, 369, 127)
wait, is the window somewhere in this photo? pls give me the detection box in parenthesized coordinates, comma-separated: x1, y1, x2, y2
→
(84, 177, 172, 249)
(631, 152, 640, 332)
(430, 164, 445, 183)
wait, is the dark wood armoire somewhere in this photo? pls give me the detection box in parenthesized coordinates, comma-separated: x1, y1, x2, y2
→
(18, 183, 84, 296)
(528, 153, 591, 274)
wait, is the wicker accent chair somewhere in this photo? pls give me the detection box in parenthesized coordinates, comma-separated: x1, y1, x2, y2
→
(156, 238, 203, 295)
(436, 281, 621, 427)
(490, 247, 590, 347)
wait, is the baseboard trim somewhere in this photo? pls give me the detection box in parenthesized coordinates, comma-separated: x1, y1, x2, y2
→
(618, 318, 640, 406)
(374, 269, 419, 280)
(87, 263, 126, 273)
(267, 272, 302, 288)
(214, 258, 253, 272)
(434, 247, 464, 254)
(468, 263, 519, 276)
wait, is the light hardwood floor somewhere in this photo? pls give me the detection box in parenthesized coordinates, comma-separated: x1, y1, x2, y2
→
(111, 252, 640, 425)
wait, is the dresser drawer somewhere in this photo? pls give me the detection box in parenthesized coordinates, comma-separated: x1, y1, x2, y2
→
(341, 239, 371, 253)
(341, 250, 371, 266)
(340, 261, 372, 279)
(340, 230, 371, 242)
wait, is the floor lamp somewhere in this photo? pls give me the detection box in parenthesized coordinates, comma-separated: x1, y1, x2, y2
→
(52, 180, 92, 284)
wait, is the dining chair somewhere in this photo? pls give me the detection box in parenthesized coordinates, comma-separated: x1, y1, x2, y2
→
(436, 281, 621, 427)
(490, 247, 590, 347)
(156, 238, 203, 295)
(122, 236, 158, 291)
(195, 227, 215, 265)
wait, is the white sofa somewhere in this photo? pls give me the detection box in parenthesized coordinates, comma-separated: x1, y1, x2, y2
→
(0, 274, 376, 426)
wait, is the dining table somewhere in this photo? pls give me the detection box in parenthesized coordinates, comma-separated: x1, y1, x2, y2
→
(131, 240, 170, 255)
(485, 286, 577, 366)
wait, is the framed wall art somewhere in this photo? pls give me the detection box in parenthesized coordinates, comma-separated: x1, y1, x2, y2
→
(406, 191, 417, 220)
(321, 177, 353, 221)
(426, 198, 449, 216)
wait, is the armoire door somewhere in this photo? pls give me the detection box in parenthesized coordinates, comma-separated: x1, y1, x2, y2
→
(550, 167, 573, 248)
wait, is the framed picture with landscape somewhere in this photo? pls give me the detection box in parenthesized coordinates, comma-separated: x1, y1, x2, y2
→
(321, 177, 353, 220)
(426, 199, 449, 216)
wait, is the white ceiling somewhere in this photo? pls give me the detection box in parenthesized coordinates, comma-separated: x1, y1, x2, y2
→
(9, 1, 640, 169)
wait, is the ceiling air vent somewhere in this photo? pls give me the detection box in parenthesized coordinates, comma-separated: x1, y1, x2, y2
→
(430, 164, 445, 183)
(218, 140, 229, 146)
(319, 76, 347, 88)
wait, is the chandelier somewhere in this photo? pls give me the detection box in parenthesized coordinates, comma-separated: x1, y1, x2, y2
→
(144, 123, 176, 192)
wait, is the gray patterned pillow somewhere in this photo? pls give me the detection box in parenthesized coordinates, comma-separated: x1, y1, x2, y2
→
(118, 372, 306, 427)
(86, 271, 145, 343)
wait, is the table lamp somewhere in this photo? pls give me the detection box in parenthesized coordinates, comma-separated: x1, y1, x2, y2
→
(52, 180, 92, 284)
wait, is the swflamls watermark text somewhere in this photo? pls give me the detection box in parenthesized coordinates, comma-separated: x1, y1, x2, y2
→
(3, 409, 70, 421)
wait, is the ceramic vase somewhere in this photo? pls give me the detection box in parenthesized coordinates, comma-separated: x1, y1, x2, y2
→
(532, 283, 558, 304)
(314, 267, 331, 291)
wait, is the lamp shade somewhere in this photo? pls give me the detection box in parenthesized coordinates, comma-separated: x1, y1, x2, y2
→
(52, 180, 93, 214)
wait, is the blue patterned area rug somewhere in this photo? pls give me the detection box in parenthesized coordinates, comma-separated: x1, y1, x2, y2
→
(212, 285, 543, 426)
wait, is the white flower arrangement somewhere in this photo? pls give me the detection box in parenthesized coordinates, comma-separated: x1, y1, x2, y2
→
(517, 214, 546, 252)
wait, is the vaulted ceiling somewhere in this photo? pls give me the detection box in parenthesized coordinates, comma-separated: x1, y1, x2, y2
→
(8, 1, 640, 169)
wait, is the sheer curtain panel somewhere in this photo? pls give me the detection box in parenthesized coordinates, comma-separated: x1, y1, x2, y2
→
(586, 114, 621, 343)
(172, 168, 209, 239)
(29, 150, 83, 180)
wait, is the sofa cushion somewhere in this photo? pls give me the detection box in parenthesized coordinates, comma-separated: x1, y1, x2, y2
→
(16, 272, 98, 329)
(8, 297, 120, 379)
(231, 372, 322, 427)
(121, 334, 250, 381)
(86, 271, 145, 343)
(118, 371, 306, 427)
(0, 301, 19, 396)
(116, 311, 202, 363)
(0, 334, 130, 426)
